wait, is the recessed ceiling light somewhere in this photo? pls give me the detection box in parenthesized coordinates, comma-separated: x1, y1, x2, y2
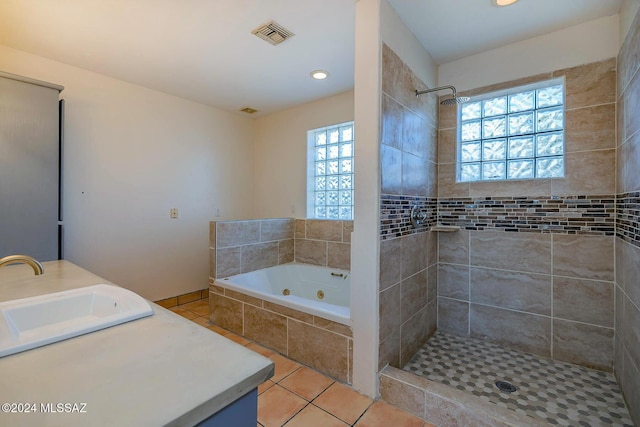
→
(494, 0, 518, 6)
(310, 70, 329, 80)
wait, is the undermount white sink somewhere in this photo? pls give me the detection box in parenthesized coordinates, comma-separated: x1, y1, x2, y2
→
(0, 284, 153, 357)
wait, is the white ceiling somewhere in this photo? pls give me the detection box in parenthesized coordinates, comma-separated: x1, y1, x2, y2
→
(0, 0, 625, 117)
(388, 0, 623, 64)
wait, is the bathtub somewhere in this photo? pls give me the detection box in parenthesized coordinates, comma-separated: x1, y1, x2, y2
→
(214, 263, 350, 326)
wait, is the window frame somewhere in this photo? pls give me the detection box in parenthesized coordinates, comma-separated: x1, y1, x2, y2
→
(456, 77, 566, 183)
(306, 121, 355, 220)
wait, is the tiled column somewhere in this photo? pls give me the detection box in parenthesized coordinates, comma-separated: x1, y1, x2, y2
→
(378, 43, 438, 370)
(615, 5, 640, 424)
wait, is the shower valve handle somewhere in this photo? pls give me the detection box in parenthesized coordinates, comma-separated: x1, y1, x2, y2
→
(410, 205, 428, 228)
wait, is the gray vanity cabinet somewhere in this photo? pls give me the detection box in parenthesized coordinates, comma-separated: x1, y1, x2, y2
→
(0, 72, 64, 261)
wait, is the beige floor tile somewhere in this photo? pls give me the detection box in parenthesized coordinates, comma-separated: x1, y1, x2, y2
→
(170, 307, 199, 320)
(246, 342, 276, 357)
(279, 367, 335, 401)
(180, 299, 210, 316)
(180, 299, 209, 309)
(177, 291, 202, 305)
(269, 354, 302, 382)
(224, 332, 251, 346)
(258, 380, 276, 395)
(283, 404, 348, 427)
(206, 324, 230, 335)
(257, 385, 307, 427)
(190, 306, 210, 316)
(313, 382, 372, 425)
(354, 401, 423, 427)
(155, 297, 177, 309)
(191, 316, 211, 327)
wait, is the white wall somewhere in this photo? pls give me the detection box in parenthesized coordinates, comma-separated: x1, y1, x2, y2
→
(351, 0, 382, 398)
(0, 45, 255, 301)
(621, 0, 640, 43)
(439, 15, 620, 91)
(253, 90, 354, 219)
(382, 0, 438, 88)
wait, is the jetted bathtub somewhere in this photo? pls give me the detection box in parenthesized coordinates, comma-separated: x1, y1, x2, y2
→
(214, 263, 350, 326)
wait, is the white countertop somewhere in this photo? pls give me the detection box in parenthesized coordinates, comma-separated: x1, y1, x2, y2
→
(0, 261, 274, 427)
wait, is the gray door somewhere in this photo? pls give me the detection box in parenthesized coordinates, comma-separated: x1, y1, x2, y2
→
(0, 76, 61, 261)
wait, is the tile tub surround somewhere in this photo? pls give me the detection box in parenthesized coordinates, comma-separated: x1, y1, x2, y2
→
(209, 286, 353, 384)
(210, 218, 294, 279)
(616, 6, 640, 425)
(210, 218, 353, 279)
(208, 218, 353, 383)
(294, 219, 353, 270)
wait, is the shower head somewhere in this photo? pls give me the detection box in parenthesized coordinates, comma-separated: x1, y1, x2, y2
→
(415, 85, 470, 106)
(439, 95, 471, 105)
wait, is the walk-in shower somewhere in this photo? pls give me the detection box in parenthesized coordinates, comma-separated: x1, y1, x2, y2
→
(415, 84, 470, 105)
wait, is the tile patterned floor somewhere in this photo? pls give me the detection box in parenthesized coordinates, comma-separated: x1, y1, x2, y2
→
(403, 332, 634, 427)
(169, 299, 434, 427)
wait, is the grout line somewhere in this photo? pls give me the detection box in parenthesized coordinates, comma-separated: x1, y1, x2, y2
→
(350, 400, 375, 427)
(468, 229, 471, 336)
(280, 399, 309, 427)
(564, 101, 616, 112)
(436, 296, 615, 330)
(617, 280, 640, 313)
(305, 402, 348, 425)
(619, 57, 640, 97)
(440, 262, 594, 281)
(550, 233, 555, 358)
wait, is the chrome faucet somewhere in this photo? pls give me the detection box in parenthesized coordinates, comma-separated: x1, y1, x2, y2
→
(0, 255, 44, 275)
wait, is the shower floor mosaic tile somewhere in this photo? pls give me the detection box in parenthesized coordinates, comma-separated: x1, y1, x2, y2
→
(403, 332, 633, 426)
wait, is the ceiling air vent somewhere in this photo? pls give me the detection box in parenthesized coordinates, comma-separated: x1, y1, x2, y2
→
(251, 20, 295, 46)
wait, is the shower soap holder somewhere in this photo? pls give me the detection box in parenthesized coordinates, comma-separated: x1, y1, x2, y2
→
(431, 225, 460, 232)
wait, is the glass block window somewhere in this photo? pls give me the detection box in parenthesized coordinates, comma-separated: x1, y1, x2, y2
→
(307, 121, 354, 220)
(458, 79, 565, 182)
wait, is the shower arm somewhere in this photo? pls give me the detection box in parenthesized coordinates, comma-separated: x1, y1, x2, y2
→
(415, 85, 457, 98)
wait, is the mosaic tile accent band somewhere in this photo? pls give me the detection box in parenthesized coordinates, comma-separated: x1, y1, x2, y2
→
(380, 194, 624, 239)
(380, 195, 437, 240)
(438, 195, 616, 235)
(380, 191, 640, 247)
(617, 191, 640, 248)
